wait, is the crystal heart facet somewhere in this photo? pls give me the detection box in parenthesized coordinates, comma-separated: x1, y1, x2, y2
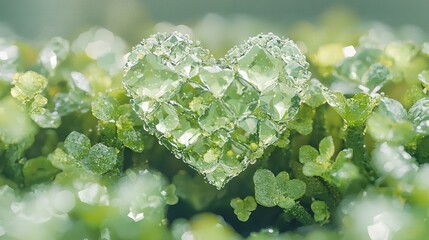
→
(123, 32, 310, 189)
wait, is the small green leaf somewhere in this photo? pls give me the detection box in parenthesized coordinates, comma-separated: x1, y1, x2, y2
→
(165, 184, 178, 205)
(311, 200, 330, 224)
(242, 196, 257, 212)
(231, 196, 257, 222)
(47, 148, 75, 170)
(11, 71, 47, 103)
(304, 79, 326, 108)
(277, 197, 295, 210)
(23, 157, 60, 186)
(253, 169, 278, 207)
(281, 179, 306, 200)
(84, 143, 117, 174)
(290, 104, 315, 135)
(319, 136, 335, 160)
(299, 145, 318, 164)
(116, 115, 145, 153)
(64, 131, 91, 161)
(91, 95, 119, 122)
(324, 90, 379, 126)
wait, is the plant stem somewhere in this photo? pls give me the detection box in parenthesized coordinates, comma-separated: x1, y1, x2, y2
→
(344, 124, 376, 182)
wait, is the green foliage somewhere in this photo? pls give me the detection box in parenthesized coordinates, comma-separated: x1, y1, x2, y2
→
(2, 15, 429, 240)
(311, 200, 330, 224)
(299, 136, 359, 189)
(253, 169, 306, 210)
(230, 196, 257, 221)
(64, 131, 91, 161)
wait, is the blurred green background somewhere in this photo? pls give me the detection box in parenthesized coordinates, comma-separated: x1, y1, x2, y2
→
(0, 0, 428, 45)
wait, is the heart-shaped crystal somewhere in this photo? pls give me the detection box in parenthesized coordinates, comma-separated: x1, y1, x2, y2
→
(123, 32, 310, 189)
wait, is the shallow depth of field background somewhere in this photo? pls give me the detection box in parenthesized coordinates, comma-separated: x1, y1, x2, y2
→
(0, 0, 428, 47)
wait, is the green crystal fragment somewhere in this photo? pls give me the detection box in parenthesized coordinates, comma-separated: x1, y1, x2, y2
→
(409, 98, 429, 135)
(367, 97, 415, 144)
(54, 91, 91, 116)
(221, 79, 259, 117)
(173, 82, 213, 115)
(199, 66, 234, 98)
(335, 48, 383, 83)
(231, 116, 259, 146)
(150, 103, 180, 134)
(373, 143, 418, 180)
(418, 70, 429, 89)
(11, 71, 47, 103)
(64, 131, 91, 161)
(123, 32, 310, 188)
(362, 63, 391, 93)
(31, 111, 61, 129)
(237, 46, 283, 91)
(39, 37, 69, 73)
(170, 116, 201, 148)
(69, 71, 92, 94)
(0, 38, 20, 82)
(84, 143, 117, 174)
(258, 119, 279, 147)
(260, 83, 300, 122)
(124, 53, 181, 100)
(220, 140, 247, 170)
(198, 101, 233, 133)
(91, 95, 119, 122)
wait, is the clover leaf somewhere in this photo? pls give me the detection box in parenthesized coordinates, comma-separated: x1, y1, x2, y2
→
(230, 196, 257, 222)
(299, 136, 358, 189)
(253, 169, 306, 209)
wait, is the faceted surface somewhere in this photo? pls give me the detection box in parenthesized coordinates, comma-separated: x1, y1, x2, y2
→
(123, 32, 310, 188)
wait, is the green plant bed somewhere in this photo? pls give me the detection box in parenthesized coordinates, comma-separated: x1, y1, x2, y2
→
(1, 22, 429, 240)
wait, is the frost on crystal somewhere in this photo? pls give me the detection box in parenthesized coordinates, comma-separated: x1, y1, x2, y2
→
(123, 32, 310, 189)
